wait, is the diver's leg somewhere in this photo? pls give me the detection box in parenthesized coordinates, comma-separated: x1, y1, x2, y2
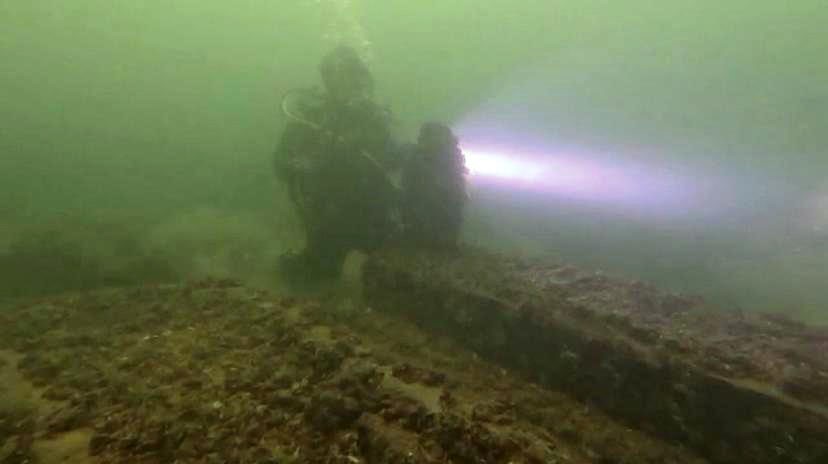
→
(304, 234, 349, 279)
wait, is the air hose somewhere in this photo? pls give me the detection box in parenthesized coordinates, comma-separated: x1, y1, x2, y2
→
(279, 88, 395, 184)
(281, 88, 325, 131)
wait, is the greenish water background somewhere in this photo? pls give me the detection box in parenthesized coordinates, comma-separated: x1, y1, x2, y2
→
(1, 1, 826, 321)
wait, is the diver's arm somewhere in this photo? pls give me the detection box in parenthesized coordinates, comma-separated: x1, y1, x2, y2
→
(274, 122, 316, 182)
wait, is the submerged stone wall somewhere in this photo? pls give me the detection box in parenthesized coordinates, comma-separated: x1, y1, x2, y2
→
(362, 248, 828, 464)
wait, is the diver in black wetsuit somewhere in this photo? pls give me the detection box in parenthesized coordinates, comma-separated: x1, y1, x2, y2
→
(274, 46, 399, 285)
(400, 122, 468, 250)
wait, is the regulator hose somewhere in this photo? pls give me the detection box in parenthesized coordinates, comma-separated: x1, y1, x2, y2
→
(281, 88, 324, 131)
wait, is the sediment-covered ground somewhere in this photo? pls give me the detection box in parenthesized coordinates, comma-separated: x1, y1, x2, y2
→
(363, 249, 828, 464)
(0, 279, 708, 464)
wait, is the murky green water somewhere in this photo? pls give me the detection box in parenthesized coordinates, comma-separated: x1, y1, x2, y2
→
(1, 0, 826, 322)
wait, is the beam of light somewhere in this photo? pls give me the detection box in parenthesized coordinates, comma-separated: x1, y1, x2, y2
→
(462, 147, 603, 196)
(459, 140, 705, 217)
(463, 149, 545, 182)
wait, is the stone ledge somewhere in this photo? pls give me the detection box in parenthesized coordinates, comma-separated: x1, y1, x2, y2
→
(363, 247, 828, 464)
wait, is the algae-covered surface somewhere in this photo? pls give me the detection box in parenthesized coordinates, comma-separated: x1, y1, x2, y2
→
(367, 248, 828, 406)
(0, 279, 708, 463)
(364, 248, 828, 463)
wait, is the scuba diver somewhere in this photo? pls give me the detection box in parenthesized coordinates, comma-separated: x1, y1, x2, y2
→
(274, 45, 399, 285)
(400, 122, 468, 249)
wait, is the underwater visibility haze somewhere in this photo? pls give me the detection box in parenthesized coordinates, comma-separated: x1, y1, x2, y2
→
(2, 0, 826, 319)
(1, 2, 828, 462)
